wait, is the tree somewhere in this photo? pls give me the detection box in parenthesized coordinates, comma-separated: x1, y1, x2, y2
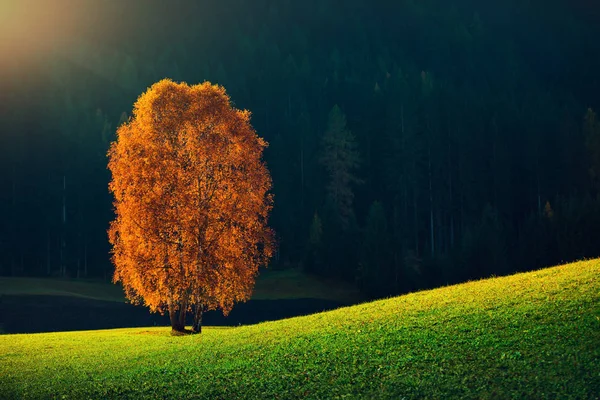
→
(584, 108, 600, 194)
(320, 105, 361, 228)
(359, 201, 390, 296)
(306, 212, 323, 273)
(108, 79, 274, 334)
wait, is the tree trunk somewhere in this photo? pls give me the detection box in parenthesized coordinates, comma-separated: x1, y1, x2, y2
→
(300, 138, 304, 209)
(168, 300, 185, 333)
(192, 303, 204, 334)
(178, 297, 188, 329)
(428, 146, 435, 257)
(413, 189, 419, 257)
(61, 175, 66, 277)
(46, 232, 51, 276)
(448, 130, 455, 249)
(84, 242, 88, 278)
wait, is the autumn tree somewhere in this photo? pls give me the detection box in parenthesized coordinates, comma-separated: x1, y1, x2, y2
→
(108, 79, 274, 334)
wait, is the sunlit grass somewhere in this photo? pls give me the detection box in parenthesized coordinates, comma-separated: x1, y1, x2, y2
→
(1, 260, 598, 399)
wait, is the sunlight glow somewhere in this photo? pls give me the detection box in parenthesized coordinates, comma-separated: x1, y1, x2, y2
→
(0, 0, 87, 77)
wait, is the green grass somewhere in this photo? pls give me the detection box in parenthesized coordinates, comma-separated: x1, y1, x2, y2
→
(0, 268, 363, 303)
(1, 260, 599, 399)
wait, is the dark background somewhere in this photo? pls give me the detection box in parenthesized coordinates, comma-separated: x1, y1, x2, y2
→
(1, 0, 600, 299)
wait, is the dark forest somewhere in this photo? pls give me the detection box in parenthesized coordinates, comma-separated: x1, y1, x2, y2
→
(2, 0, 600, 299)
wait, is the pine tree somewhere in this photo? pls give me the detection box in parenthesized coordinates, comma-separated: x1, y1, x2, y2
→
(359, 201, 390, 296)
(584, 108, 600, 194)
(320, 105, 361, 228)
(306, 212, 323, 273)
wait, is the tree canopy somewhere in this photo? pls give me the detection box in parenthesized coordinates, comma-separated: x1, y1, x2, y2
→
(108, 79, 273, 333)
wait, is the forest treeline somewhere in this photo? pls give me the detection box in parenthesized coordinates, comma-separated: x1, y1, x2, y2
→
(1, 0, 600, 298)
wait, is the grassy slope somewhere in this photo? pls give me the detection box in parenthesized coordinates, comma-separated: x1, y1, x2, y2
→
(0, 268, 363, 303)
(1, 260, 599, 399)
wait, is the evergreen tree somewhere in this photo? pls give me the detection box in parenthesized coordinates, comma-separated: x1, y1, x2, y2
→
(584, 108, 600, 194)
(359, 201, 390, 296)
(320, 105, 361, 228)
(306, 212, 323, 273)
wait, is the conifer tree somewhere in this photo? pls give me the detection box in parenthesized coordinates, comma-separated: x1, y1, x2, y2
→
(320, 105, 361, 228)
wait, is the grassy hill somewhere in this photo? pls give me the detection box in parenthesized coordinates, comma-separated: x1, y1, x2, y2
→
(1, 260, 598, 399)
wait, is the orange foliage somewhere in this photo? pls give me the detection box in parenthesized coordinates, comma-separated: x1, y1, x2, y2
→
(108, 79, 273, 322)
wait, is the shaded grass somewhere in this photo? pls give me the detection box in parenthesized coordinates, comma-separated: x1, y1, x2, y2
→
(252, 268, 363, 302)
(0, 268, 363, 304)
(1, 260, 599, 399)
(0, 277, 126, 302)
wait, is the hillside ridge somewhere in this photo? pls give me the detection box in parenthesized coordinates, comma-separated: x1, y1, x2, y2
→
(1, 260, 598, 399)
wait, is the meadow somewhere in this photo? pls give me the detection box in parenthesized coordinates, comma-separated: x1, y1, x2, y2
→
(1, 260, 598, 399)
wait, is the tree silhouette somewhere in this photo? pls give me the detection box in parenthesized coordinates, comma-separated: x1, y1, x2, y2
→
(108, 79, 274, 334)
(320, 105, 361, 228)
(584, 108, 600, 194)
